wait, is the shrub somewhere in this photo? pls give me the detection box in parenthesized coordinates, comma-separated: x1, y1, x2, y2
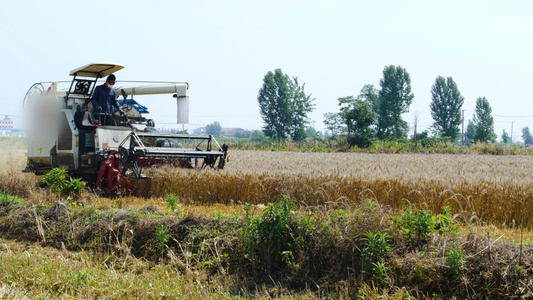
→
(391, 206, 457, 247)
(42, 168, 85, 198)
(243, 196, 296, 268)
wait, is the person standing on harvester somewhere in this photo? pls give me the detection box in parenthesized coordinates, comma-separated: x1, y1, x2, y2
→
(91, 74, 120, 113)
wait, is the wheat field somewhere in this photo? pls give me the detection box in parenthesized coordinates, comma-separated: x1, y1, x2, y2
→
(133, 150, 533, 227)
(1, 138, 532, 228)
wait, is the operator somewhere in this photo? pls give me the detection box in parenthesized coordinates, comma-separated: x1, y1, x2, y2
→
(91, 74, 121, 114)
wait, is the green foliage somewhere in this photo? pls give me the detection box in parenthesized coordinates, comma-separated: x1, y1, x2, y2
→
(154, 225, 169, 256)
(522, 126, 533, 145)
(362, 230, 391, 283)
(338, 95, 377, 148)
(391, 206, 457, 246)
(473, 97, 496, 143)
(369, 139, 409, 153)
(42, 168, 68, 191)
(205, 121, 222, 137)
(0, 192, 24, 204)
(377, 65, 414, 139)
(243, 197, 296, 266)
(435, 206, 458, 235)
(323, 112, 345, 137)
(411, 130, 452, 149)
(258, 69, 315, 142)
(430, 76, 464, 140)
(501, 129, 510, 144)
(166, 194, 178, 212)
(358, 84, 380, 114)
(445, 244, 466, 281)
(42, 168, 85, 198)
(62, 178, 85, 197)
(249, 130, 266, 142)
(465, 120, 476, 145)
(391, 207, 434, 244)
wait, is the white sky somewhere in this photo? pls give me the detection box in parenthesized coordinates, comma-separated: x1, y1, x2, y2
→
(1, 0, 532, 142)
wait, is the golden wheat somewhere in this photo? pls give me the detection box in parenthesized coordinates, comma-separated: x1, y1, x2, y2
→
(2, 139, 533, 227)
(133, 150, 533, 227)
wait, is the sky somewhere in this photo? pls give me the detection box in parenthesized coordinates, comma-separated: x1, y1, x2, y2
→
(1, 0, 532, 142)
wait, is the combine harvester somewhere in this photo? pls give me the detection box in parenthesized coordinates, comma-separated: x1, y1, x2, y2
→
(24, 63, 228, 194)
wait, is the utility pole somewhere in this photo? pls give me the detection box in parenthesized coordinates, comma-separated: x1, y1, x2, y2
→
(461, 109, 464, 146)
(511, 121, 513, 146)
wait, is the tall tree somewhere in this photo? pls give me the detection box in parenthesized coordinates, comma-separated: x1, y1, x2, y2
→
(338, 96, 376, 147)
(205, 121, 222, 136)
(358, 84, 379, 114)
(429, 76, 464, 141)
(465, 119, 476, 145)
(501, 129, 510, 144)
(258, 69, 314, 142)
(377, 65, 414, 139)
(323, 112, 345, 136)
(522, 126, 533, 145)
(473, 97, 496, 143)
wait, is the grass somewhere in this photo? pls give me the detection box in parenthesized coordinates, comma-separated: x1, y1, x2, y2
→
(0, 195, 532, 299)
(0, 238, 228, 299)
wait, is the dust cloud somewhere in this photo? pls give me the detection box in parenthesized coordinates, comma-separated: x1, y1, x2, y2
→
(0, 138, 27, 172)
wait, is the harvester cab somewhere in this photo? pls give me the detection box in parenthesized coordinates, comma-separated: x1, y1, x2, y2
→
(24, 63, 228, 194)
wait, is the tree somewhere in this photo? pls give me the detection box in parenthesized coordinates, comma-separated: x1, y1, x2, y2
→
(323, 112, 345, 136)
(358, 84, 379, 114)
(305, 126, 319, 139)
(250, 130, 266, 142)
(473, 97, 496, 143)
(465, 120, 476, 145)
(501, 129, 510, 144)
(258, 69, 314, 142)
(235, 130, 252, 138)
(338, 96, 377, 147)
(205, 121, 222, 136)
(430, 76, 464, 141)
(377, 65, 414, 139)
(522, 127, 533, 145)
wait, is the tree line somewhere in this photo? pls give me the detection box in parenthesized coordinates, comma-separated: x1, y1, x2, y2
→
(256, 65, 532, 147)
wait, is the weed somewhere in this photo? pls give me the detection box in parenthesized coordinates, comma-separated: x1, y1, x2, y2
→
(0, 192, 24, 204)
(244, 196, 296, 267)
(166, 194, 178, 212)
(435, 206, 458, 235)
(445, 244, 465, 282)
(154, 225, 169, 257)
(362, 230, 391, 283)
(392, 206, 456, 246)
(515, 264, 523, 275)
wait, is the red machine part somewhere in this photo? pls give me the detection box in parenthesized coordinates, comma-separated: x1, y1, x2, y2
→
(96, 151, 132, 195)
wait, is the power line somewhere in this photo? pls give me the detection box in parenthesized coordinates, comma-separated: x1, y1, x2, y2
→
(493, 115, 533, 118)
